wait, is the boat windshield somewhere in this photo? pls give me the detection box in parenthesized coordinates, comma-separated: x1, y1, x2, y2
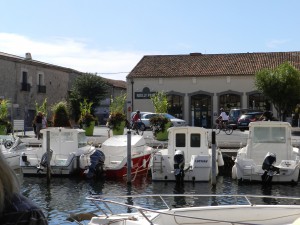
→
(253, 127, 286, 143)
(78, 132, 88, 147)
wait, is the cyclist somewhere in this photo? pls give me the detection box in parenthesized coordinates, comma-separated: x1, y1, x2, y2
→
(131, 110, 141, 134)
(218, 108, 229, 129)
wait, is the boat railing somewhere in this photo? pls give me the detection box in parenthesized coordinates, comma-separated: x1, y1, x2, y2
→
(86, 194, 300, 224)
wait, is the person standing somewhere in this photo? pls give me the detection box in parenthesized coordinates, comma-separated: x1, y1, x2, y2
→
(0, 151, 48, 224)
(35, 112, 43, 140)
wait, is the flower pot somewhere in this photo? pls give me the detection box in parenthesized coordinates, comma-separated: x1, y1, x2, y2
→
(113, 121, 125, 135)
(84, 121, 95, 136)
(0, 124, 7, 135)
(155, 122, 172, 141)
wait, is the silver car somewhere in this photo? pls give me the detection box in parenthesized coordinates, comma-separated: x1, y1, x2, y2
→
(141, 113, 186, 128)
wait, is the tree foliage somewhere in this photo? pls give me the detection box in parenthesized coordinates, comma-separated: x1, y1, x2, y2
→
(51, 101, 71, 127)
(150, 91, 169, 113)
(109, 93, 126, 114)
(255, 62, 300, 119)
(69, 73, 108, 121)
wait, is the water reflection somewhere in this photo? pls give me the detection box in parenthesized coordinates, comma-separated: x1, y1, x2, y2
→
(20, 175, 300, 225)
(173, 183, 186, 207)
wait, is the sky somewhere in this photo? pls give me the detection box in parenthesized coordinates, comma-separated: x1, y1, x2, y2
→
(1, 0, 300, 81)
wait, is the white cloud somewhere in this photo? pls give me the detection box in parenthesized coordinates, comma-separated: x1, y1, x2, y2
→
(0, 33, 149, 80)
(266, 39, 290, 49)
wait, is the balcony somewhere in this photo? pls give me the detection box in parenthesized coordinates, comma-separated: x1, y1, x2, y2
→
(38, 85, 46, 93)
(21, 83, 31, 92)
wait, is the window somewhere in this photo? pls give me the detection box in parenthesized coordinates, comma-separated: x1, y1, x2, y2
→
(253, 127, 286, 143)
(190, 133, 201, 147)
(37, 72, 46, 93)
(21, 71, 30, 91)
(175, 133, 185, 147)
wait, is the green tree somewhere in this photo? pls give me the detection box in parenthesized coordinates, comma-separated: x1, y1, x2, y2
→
(255, 62, 300, 120)
(69, 73, 108, 121)
(35, 98, 47, 116)
(150, 91, 169, 113)
(110, 93, 126, 114)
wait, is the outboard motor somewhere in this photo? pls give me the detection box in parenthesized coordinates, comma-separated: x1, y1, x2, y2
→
(174, 149, 185, 183)
(37, 150, 53, 173)
(261, 152, 280, 184)
(85, 149, 106, 179)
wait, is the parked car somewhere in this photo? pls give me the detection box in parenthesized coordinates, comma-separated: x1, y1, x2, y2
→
(140, 113, 186, 129)
(237, 112, 263, 131)
(228, 108, 262, 129)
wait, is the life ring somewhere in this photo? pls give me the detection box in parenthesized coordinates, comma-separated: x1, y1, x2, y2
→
(232, 165, 237, 179)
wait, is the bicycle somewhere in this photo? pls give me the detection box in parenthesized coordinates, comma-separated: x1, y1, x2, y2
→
(214, 119, 233, 135)
(131, 121, 146, 135)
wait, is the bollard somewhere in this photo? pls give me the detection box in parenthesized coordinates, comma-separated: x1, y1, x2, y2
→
(127, 131, 132, 184)
(211, 131, 217, 186)
(46, 131, 51, 184)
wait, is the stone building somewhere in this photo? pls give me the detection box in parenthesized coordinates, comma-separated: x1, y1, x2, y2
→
(0, 52, 82, 129)
(126, 51, 300, 128)
(0, 51, 127, 129)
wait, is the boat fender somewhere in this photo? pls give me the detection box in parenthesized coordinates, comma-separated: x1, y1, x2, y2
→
(232, 165, 237, 179)
(40, 149, 53, 168)
(79, 154, 89, 169)
(217, 151, 224, 167)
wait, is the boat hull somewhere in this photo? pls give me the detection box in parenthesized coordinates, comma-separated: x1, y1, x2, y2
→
(104, 153, 152, 179)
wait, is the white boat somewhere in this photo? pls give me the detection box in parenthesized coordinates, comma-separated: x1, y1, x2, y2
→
(150, 126, 224, 182)
(85, 194, 300, 225)
(232, 121, 300, 183)
(83, 134, 154, 180)
(20, 127, 98, 176)
(1, 135, 37, 170)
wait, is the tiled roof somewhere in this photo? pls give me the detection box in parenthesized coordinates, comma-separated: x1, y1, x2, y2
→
(0, 51, 82, 74)
(103, 78, 126, 89)
(127, 51, 300, 78)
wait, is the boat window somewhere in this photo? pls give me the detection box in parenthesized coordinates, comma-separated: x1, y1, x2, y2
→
(61, 132, 74, 142)
(78, 132, 88, 147)
(190, 133, 201, 147)
(175, 133, 185, 147)
(253, 127, 286, 143)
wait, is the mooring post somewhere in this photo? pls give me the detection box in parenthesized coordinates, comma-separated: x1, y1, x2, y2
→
(211, 131, 217, 185)
(127, 130, 132, 184)
(46, 131, 51, 184)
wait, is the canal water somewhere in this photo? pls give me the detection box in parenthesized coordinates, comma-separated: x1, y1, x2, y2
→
(19, 174, 300, 225)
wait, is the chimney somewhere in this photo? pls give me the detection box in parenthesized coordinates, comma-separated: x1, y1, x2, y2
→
(25, 53, 32, 60)
(190, 52, 202, 56)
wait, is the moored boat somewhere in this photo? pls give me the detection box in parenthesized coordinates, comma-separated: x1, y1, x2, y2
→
(20, 127, 97, 176)
(1, 135, 37, 170)
(232, 121, 300, 183)
(85, 194, 300, 225)
(150, 126, 224, 182)
(83, 134, 153, 180)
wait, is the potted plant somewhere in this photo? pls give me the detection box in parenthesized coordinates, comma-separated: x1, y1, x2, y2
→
(107, 93, 127, 135)
(0, 99, 11, 134)
(78, 99, 97, 136)
(51, 101, 72, 127)
(150, 91, 171, 141)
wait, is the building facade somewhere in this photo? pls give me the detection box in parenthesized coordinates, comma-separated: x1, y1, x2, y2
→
(126, 52, 300, 128)
(0, 52, 82, 129)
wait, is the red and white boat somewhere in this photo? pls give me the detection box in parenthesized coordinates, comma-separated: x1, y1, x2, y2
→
(86, 134, 153, 180)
